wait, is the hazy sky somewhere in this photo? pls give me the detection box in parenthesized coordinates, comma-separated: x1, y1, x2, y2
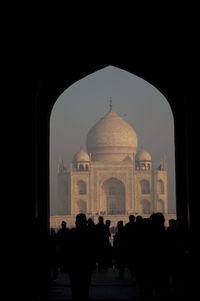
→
(50, 66, 176, 215)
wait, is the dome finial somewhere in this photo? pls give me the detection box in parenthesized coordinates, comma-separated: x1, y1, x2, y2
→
(109, 96, 112, 112)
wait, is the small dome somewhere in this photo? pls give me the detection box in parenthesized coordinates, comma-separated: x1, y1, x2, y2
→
(135, 149, 151, 161)
(74, 149, 90, 162)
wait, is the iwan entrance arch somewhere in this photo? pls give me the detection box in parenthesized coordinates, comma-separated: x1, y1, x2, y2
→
(102, 177, 125, 215)
(35, 61, 194, 298)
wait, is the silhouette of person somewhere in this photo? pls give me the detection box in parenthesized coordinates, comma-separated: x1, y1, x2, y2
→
(166, 218, 178, 295)
(57, 221, 70, 273)
(104, 219, 113, 269)
(125, 214, 136, 231)
(105, 219, 111, 242)
(125, 215, 136, 277)
(113, 221, 126, 279)
(141, 213, 168, 297)
(68, 213, 95, 300)
(87, 217, 95, 230)
(95, 216, 107, 271)
(87, 218, 97, 271)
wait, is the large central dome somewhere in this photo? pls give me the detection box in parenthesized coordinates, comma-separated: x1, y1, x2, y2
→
(86, 111, 138, 161)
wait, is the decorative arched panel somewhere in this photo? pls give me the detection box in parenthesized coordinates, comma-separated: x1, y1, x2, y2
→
(140, 179, 150, 194)
(77, 180, 86, 194)
(157, 180, 164, 194)
(77, 200, 87, 214)
(140, 199, 150, 214)
(157, 199, 164, 213)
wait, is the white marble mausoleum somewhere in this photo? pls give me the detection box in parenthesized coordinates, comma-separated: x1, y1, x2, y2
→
(52, 104, 176, 229)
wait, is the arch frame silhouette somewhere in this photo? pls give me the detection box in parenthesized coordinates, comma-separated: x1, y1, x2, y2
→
(35, 61, 191, 247)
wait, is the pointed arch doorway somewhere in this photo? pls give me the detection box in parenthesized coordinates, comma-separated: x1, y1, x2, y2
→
(102, 177, 125, 215)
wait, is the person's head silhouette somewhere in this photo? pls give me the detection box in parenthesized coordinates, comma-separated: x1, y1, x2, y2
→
(129, 215, 135, 223)
(117, 220, 123, 231)
(106, 219, 111, 227)
(61, 221, 67, 229)
(76, 213, 87, 229)
(98, 216, 104, 224)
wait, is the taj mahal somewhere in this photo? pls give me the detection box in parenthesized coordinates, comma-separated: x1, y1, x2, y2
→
(51, 101, 176, 228)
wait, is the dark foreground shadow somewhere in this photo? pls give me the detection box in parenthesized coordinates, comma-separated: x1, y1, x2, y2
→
(34, 213, 180, 300)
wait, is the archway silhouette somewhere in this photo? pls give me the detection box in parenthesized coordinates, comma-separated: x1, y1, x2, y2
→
(34, 61, 194, 299)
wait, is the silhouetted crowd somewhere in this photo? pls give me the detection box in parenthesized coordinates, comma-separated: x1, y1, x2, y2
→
(46, 213, 178, 299)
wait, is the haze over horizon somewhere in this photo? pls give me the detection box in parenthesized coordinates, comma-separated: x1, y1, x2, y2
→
(50, 66, 176, 215)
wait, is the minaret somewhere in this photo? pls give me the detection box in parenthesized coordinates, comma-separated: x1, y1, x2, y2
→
(109, 96, 112, 112)
(158, 154, 167, 171)
(57, 157, 68, 215)
(57, 157, 67, 174)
